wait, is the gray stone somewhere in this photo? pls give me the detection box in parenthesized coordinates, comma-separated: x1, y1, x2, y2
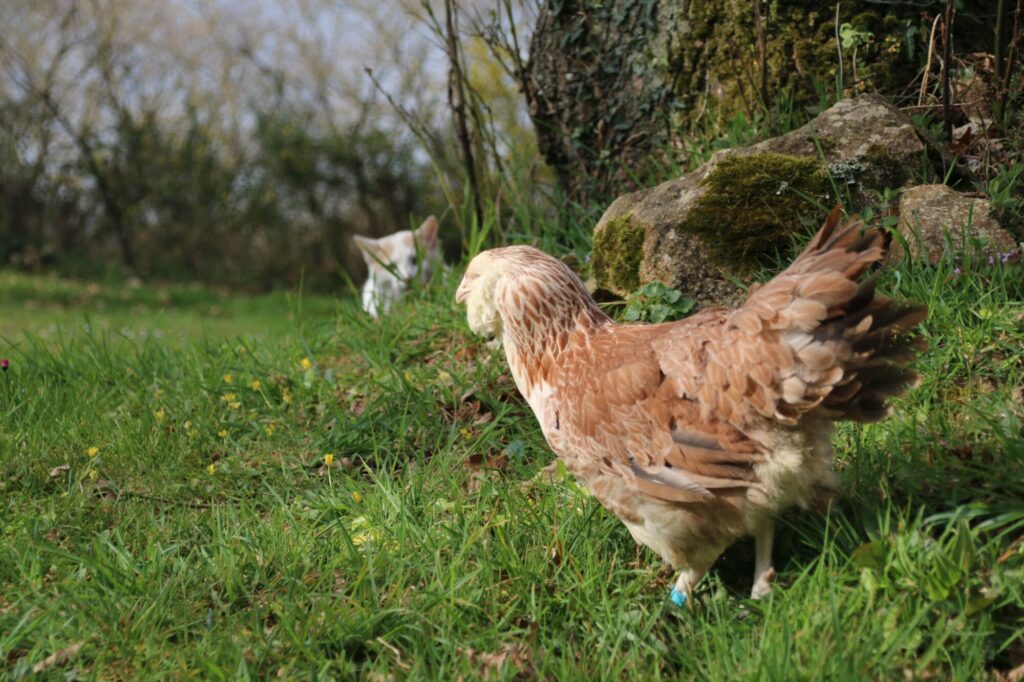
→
(890, 184, 1017, 264)
(712, 94, 940, 198)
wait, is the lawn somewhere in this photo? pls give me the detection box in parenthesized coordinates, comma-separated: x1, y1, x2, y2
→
(0, 270, 339, 346)
(1, 251, 1023, 679)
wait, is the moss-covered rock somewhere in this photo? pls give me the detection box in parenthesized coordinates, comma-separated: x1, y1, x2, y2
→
(591, 95, 945, 306)
(681, 153, 830, 271)
(591, 215, 644, 294)
(715, 95, 942, 199)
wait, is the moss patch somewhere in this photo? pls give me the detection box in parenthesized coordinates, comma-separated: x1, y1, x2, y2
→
(680, 153, 831, 271)
(863, 143, 910, 187)
(592, 215, 644, 294)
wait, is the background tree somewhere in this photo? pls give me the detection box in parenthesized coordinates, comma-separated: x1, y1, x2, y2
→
(0, 0, 454, 288)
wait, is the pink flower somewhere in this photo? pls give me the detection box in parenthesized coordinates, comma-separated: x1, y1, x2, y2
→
(0, 359, 8, 371)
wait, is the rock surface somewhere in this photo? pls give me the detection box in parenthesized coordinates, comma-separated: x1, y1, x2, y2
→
(591, 95, 946, 306)
(890, 184, 1017, 263)
(712, 95, 941, 198)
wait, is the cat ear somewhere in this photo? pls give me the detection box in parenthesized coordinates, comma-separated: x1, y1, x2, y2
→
(415, 215, 439, 249)
(353, 235, 385, 265)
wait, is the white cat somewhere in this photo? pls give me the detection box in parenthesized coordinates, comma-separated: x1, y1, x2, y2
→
(353, 215, 441, 318)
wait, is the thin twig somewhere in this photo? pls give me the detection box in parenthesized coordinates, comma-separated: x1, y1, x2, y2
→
(900, 98, 987, 112)
(754, 0, 768, 110)
(1002, 0, 1023, 114)
(834, 2, 843, 96)
(444, 0, 484, 230)
(919, 14, 942, 106)
(941, 0, 955, 140)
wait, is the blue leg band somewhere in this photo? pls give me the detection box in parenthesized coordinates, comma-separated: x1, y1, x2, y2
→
(670, 588, 687, 607)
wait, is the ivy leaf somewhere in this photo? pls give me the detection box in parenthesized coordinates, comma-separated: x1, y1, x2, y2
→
(675, 297, 695, 315)
(622, 300, 644, 321)
(649, 305, 671, 323)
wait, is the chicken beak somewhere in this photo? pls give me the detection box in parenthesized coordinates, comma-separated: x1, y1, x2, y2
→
(455, 280, 469, 304)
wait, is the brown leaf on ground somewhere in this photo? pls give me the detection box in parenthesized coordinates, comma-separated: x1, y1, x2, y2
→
(465, 451, 509, 473)
(998, 537, 1022, 564)
(440, 394, 496, 427)
(459, 643, 533, 679)
(465, 451, 511, 492)
(91, 479, 118, 500)
(49, 464, 70, 478)
(454, 343, 482, 363)
(32, 641, 84, 673)
(994, 662, 1024, 682)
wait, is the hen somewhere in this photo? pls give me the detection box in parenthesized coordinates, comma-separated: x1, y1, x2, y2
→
(455, 207, 926, 604)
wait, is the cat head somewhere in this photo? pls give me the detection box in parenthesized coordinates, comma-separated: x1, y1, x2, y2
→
(353, 215, 440, 283)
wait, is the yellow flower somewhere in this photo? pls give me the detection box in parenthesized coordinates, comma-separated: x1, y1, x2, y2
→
(154, 408, 166, 422)
(221, 392, 237, 402)
(207, 463, 216, 475)
(282, 389, 293, 405)
(218, 429, 228, 439)
(86, 446, 99, 458)
(300, 357, 312, 370)
(229, 401, 241, 410)
(264, 424, 275, 437)
(249, 379, 262, 390)
(352, 491, 363, 503)
(223, 373, 233, 384)
(459, 427, 472, 441)
(324, 453, 334, 467)
(88, 469, 98, 481)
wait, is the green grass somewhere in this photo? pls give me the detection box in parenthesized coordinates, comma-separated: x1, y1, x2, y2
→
(1, 245, 1023, 679)
(0, 270, 339, 346)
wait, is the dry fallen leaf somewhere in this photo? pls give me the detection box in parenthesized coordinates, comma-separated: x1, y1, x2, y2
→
(994, 662, 1024, 682)
(465, 452, 509, 473)
(49, 464, 70, 478)
(32, 641, 83, 673)
(91, 479, 118, 500)
(459, 643, 532, 679)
